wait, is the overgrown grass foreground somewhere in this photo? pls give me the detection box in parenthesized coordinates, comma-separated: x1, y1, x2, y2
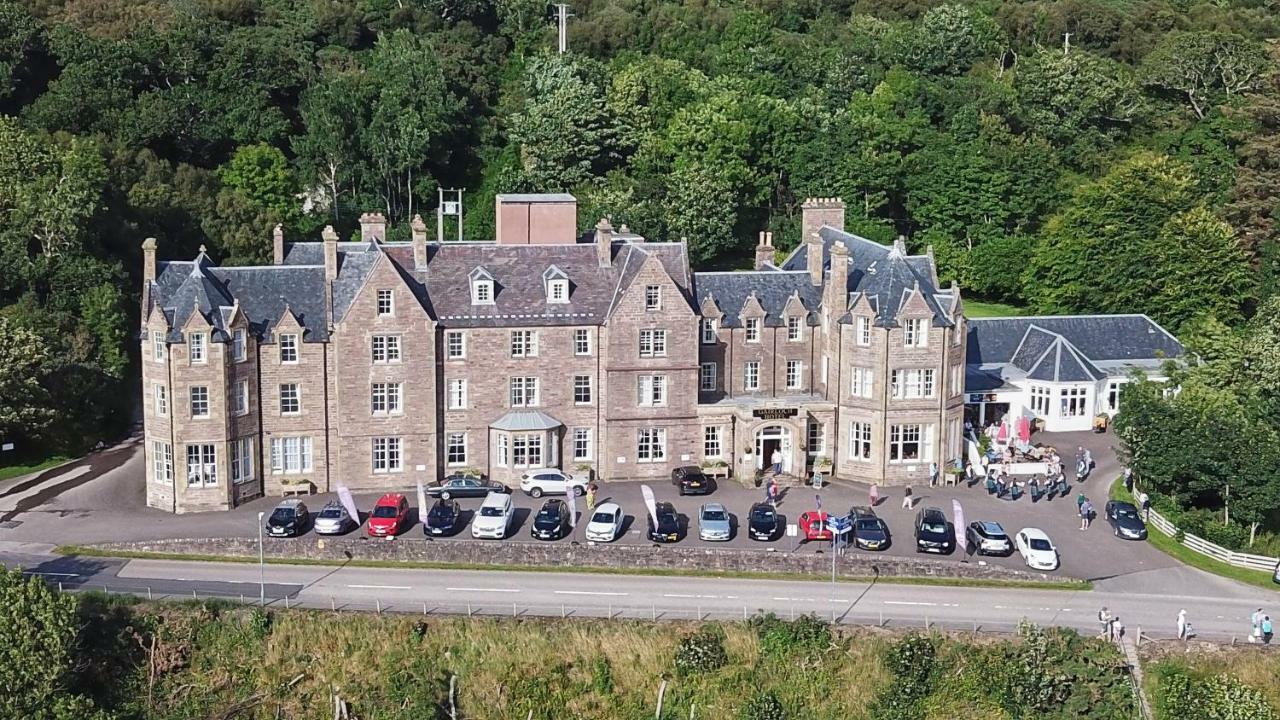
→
(1143, 644, 1280, 720)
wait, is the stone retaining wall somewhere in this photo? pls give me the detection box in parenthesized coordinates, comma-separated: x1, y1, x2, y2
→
(89, 536, 1072, 584)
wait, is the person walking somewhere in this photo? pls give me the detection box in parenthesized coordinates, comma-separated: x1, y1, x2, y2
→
(1123, 467, 1134, 494)
(1251, 608, 1263, 642)
(770, 448, 782, 476)
(901, 486, 913, 510)
(767, 477, 780, 507)
(869, 483, 880, 508)
(1177, 609, 1189, 641)
(1082, 499, 1094, 529)
(1112, 616, 1124, 643)
(1098, 607, 1112, 639)
(929, 462, 939, 488)
(585, 483, 597, 512)
(1263, 615, 1273, 645)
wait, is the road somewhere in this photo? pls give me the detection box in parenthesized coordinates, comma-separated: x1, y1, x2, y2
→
(2, 541, 1272, 643)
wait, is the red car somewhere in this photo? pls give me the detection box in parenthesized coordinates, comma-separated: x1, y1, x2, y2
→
(799, 511, 833, 542)
(367, 493, 409, 537)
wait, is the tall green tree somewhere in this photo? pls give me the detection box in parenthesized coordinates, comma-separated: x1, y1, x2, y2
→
(0, 315, 54, 442)
(1141, 31, 1266, 120)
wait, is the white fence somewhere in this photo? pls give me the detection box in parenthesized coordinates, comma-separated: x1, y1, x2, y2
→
(1144, 505, 1278, 573)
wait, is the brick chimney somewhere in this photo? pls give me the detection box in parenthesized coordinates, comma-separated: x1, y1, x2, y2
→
(828, 240, 849, 303)
(806, 232, 824, 286)
(359, 212, 387, 242)
(801, 197, 846, 245)
(272, 224, 285, 265)
(893, 234, 908, 254)
(142, 237, 157, 283)
(496, 193, 577, 245)
(411, 214, 428, 268)
(595, 217, 614, 267)
(754, 231, 775, 270)
(322, 225, 339, 281)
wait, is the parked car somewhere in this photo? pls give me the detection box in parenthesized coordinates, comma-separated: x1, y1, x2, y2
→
(798, 511, 833, 542)
(531, 498, 572, 540)
(427, 475, 510, 500)
(647, 501, 681, 543)
(367, 494, 409, 538)
(966, 521, 1014, 556)
(671, 466, 714, 496)
(914, 507, 953, 554)
(747, 502, 780, 541)
(313, 500, 355, 536)
(848, 505, 876, 522)
(518, 469, 587, 498)
(1015, 527, 1060, 570)
(1105, 501, 1148, 540)
(698, 502, 732, 542)
(585, 502, 624, 543)
(265, 499, 310, 537)
(471, 492, 514, 539)
(424, 498, 462, 536)
(853, 516, 891, 551)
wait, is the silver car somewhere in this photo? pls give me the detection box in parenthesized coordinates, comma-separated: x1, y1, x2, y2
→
(313, 500, 356, 535)
(698, 502, 731, 542)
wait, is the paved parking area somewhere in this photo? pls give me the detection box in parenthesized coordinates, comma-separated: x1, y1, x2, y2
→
(0, 429, 1180, 582)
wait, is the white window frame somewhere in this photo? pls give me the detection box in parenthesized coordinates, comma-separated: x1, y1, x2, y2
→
(230, 437, 254, 485)
(512, 432, 544, 468)
(1030, 384, 1052, 416)
(786, 360, 802, 390)
(186, 443, 217, 486)
(744, 361, 760, 392)
(496, 433, 509, 467)
(446, 330, 466, 360)
(232, 329, 246, 362)
(510, 330, 538, 358)
(372, 437, 403, 473)
(509, 377, 540, 407)
(573, 375, 593, 405)
(371, 335, 401, 363)
(189, 332, 206, 364)
(637, 428, 667, 463)
(190, 386, 210, 418)
(1106, 380, 1122, 413)
(637, 375, 668, 407)
(645, 284, 662, 310)
(1060, 386, 1088, 417)
(231, 380, 249, 417)
(548, 279, 568, 303)
(701, 318, 718, 344)
(152, 331, 166, 362)
(154, 383, 168, 417)
(890, 368, 936, 399)
(700, 362, 717, 392)
(745, 318, 761, 343)
(787, 316, 802, 341)
(703, 426, 723, 459)
(376, 289, 394, 317)
(573, 428, 592, 462)
(638, 329, 667, 358)
(808, 420, 825, 456)
(857, 317, 872, 346)
(574, 328, 591, 355)
(472, 280, 494, 304)
(279, 333, 299, 364)
(849, 422, 872, 461)
(447, 378, 467, 410)
(903, 318, 929, 348)
(151, 440, 173, 483)
(271, 437, 314, 474)
(279, 383, 301, 415)
(446, 432, 467, 466)
(372, 382, 404, 415)
(850, 367, 874, 399)
(889, 423, 933, 463)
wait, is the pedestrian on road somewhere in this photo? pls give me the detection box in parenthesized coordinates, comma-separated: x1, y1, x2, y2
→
(767, 477, 780, 507)
(1112, 617, 1124, 643)
(585, 483, 597, 512)
(869, 483, 880, 507)
(1076, 492, 1087, 512)
(1263, 615, 1273, 645)
(771, 449, 782, 476)
(1084, 448, 1094, 471)
(1251, 608, 1263, 642)
(901, 486, 913, 510)
(929, 462, 939, 488)
(1098, 607, 1112, 638)
(1124, 468, 1134, 494)
(1177, 609, 1189, 641)
(1080, 500, 1093, 530)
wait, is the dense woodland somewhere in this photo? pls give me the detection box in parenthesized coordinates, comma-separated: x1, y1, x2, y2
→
(0, 0, 1278, 534)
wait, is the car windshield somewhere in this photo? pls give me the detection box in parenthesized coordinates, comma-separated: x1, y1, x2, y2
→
(922, 520, 946, 534)
(428, 505, 453, 519)
(751, 507, 775, 522)
(592, 511, 615, 524)
(1029, 538, 1053, 551)
(980, 523, 1005, 537)
(269, 509, 295, 522)
(372, 505, 398, 518)
(1115, 506, 1138, 518)
(702, 509, 727, 521)
(318, 507, 343, 519)
(480, 506, 505, 517)
(537, 508, 560, 521)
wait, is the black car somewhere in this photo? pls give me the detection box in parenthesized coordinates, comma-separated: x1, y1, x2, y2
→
(747, 502, 780, 541)
(849, 505, 876, 522)
(647, 501, 682, 542)
(1105, 501, 1148, 540)
(427, 475, 510, 499)
(265, 499, 310, 537)
(531, 499, 572, 540)
(966, 521, 1014, 556)
(914, 507, 953, 554)
(671, 466, 714, 496)
(853, 516, 891, 551)
(424, 498, 462, 536)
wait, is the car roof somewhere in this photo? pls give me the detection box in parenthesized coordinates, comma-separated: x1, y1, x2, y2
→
(1021, 527, 1050, 540)
(701, 502, 726, 512)
(375, 493, 404, 505)
(979, 521, 1005, 534)
(277, 498, 305, 509)
(594, 502, 621, 513)
(480, 492, 511, 507)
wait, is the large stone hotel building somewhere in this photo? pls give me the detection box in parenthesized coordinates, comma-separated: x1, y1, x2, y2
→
(141, 194, 1181, 513)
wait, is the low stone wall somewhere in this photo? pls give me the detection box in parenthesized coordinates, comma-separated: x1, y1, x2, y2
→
(88, 536, 1073, 584)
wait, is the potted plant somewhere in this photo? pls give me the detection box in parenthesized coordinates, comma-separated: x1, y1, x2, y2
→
(813, 456, 833, 472)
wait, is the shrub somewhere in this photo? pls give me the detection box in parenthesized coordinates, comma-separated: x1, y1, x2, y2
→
(750, 613, 831, 658)
(674, 626, 727, 675)
(1155, 665, 1275, 720)
(741, 691, 786, 720)
(246, 608, 272, 639)
(590, 656, 613, 694)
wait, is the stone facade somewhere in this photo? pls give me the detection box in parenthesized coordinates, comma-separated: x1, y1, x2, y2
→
(141, 195, 966, 513)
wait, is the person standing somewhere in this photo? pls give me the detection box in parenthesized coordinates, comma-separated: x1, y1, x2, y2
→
(1123, 467, 1134, 494)
(1138, 491, 1151, 520)
(1112, 616, 1124, 643)
(901, 486, 913, 510)
(1080, 500, 1093, 530)
(1076, 492, 1087, 512)
(767, 477, 780, 507)
(1251, 608, 1263, 642)
(1263, 615, 1273, 645)
(1098, 607, 1112, 638)
(869, 483, 880, 507)
(770, 448, 782, 476)
(929, 462, 939, 488)
(585, 483, 597, 512)
(1177, 609, 1189, 641)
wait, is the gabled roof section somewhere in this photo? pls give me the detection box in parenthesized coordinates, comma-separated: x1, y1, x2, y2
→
(469, 266, 495, 282)
(542, 265, 568, 282)
(331, 248, 381, 323)
(967, 315, 1184, 367)
(692, 271, 822, 327)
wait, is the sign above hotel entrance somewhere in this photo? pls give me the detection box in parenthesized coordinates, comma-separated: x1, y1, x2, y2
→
(753, 408, 798, 420)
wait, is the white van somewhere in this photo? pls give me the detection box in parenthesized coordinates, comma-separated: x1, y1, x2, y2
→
(472, 492, 514, 539)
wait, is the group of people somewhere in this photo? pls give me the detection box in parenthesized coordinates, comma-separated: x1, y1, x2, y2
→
(1098, 607, 1125, 642)
(1250, 608, 1274, 644)
(1076, 493, 1096, 530)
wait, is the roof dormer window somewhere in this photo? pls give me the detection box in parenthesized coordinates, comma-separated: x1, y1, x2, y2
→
(469, 267, 496, 305)
(543, 265, 569, 304)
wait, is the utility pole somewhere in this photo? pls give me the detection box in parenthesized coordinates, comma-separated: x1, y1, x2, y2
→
(554, 4, 572, 54)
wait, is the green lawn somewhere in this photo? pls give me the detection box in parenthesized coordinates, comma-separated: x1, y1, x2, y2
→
(0, 454, 70, 483)
(964, 299, 1031, 318)
(1108, 478, 1278, 590)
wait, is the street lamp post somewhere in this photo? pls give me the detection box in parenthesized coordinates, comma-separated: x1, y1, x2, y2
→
(257, 511, 265, 606)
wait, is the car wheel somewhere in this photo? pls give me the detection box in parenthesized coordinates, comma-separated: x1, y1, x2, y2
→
(441, 491, 451, 500)
(573, 485, 584, 497)
(530, 487, 543, 498)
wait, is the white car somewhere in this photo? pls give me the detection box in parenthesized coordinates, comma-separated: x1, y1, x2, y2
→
(1015, 527, 1060, 571)
(471, 492, 514, 539)
(585, 502, 624, 543)
(519, 469, 588, 498)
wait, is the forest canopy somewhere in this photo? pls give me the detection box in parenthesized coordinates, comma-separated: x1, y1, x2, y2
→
(0, 0, 1276, 454)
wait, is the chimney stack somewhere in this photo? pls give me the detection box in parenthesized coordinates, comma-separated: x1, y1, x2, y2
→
(828, 240, 849, 303)
(806, 232, 824, 286)
(411, 214, 428, 268)
(893, 234, 908, 254)
(272, 224, 285, 265)
(595, 217, 614, 268)
(359, 212, 387, 243)
(800, 197, 846, 248)
(322, 225, 339, 281)
(754, 231, 775, 270)
(142, 237, 157, 283)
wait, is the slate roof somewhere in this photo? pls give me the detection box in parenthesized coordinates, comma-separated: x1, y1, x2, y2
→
(490, 410, 563, 431)
(967, 316, 1183, 384)
(779, 226, 954, 328)
(693, 271, 821, 327)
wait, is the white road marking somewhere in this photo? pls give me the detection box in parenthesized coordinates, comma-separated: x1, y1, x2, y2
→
(22, 570, 78, 577)
(663, 593, 738, 600)
(884, 600, 937, 607)
(446, 587, 520, 593)
(554, 590, 628, 596)
(346, 584, 411, 590)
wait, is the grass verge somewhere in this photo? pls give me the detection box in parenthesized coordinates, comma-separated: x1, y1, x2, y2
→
(0, 454, 71, 482)
(963, 299, 1030, 318)
(56, 543, 1091, 591)
(1108, 479, 1277, 590)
